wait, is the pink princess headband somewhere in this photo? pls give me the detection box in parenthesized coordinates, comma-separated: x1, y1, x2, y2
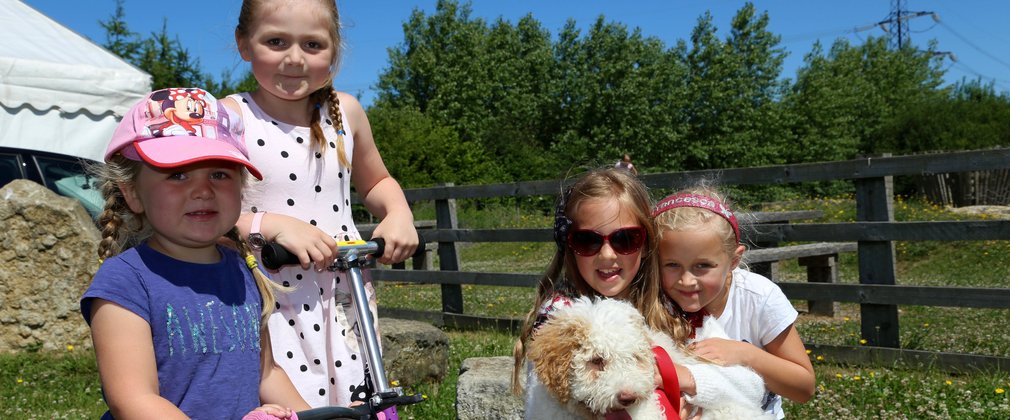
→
(652, 193, 740, 244)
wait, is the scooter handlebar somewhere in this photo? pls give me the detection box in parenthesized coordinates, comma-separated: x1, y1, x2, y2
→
(261, 231, 425, 271)
(260, 238, 385, 271)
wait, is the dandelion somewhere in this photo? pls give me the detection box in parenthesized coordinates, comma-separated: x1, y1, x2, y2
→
(17, 378, 23, 384)
(997, 388, 1005, 395)
(806, 349, 812, 355)
(835, 373, 843, 379)
(945, 380, 953, 385)
(922, 323, 929, 328)
(66, 344, 74, 351)
(859, 339, 868, 345)
(817, 355, 824, 361)
(843, 316, 851, 321)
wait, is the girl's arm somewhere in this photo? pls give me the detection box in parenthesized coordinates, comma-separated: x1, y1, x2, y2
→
(341, 92, 417, 265)
(258, 328, 311, 411)
(690, 324, 815, 403)
(90, 299, 189, 419)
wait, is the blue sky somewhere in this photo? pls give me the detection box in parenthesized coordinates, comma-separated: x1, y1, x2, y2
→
(22, 0, 1010, 107)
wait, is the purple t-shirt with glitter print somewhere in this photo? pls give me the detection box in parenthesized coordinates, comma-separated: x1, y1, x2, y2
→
(81, 242, 262, 419)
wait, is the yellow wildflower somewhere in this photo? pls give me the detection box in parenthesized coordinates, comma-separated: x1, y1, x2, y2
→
(945, 380, 953, 385)
(816, 355, 824, 361)
(997, 388, 1005, 395)
(805, 349, 812, 355)
(17, 378, 23, 384)
(835, 373, 843, 379)
(859, 339, 867, 345)
(66, 344, 74, 351)
(853, 376, 862, 381)
(843, 316, 851, 321)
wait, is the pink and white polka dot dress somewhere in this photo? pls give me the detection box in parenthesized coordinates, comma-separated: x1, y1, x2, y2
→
(230, 92, 378, 407)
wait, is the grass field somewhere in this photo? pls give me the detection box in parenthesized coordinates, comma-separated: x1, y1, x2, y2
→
(3, 196, 1009, 418)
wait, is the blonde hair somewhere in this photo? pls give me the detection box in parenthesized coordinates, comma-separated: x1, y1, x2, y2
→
(511, 167, 683, 394)
(236, 0, 351, 168)
(91, 156, 281, 328)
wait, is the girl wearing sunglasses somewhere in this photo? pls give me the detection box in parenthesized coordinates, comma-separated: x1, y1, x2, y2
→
(653, 186, 815, 418)
(511, 168, 766, 419)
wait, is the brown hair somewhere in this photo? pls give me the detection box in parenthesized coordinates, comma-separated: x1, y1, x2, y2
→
(90, 156, 282, 327)
(511, 168, 682, 394)
(236, 0, 351, 168)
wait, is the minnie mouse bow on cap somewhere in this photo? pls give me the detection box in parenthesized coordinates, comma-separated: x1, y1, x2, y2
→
(105, 87, 262, 180)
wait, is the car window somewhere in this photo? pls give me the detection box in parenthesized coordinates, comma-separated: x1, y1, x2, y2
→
(33, 155, 103, 219)
(0, 153, 25, 188)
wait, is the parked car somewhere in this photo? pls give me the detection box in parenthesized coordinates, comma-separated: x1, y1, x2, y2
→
(0, 146, 102, 219)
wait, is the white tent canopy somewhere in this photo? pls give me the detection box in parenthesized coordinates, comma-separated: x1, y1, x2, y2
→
(0, 0, 151, 162)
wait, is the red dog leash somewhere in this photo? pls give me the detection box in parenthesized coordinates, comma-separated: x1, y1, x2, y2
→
(652, 346, 682, 420)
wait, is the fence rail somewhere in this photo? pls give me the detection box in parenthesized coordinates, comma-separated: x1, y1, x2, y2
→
(371, 148, 1010, 370)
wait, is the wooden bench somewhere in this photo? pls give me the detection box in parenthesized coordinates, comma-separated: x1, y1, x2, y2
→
(744, 242, 857, 316)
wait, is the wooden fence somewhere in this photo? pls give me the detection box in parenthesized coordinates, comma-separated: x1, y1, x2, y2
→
(366, 148, 1010, 371)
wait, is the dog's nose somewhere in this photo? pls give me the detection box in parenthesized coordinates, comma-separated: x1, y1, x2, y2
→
(617, 391, 638, 407)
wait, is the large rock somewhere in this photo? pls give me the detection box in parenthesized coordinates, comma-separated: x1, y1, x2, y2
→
(0, 180, 99, 352)
(456, 356, 524, 420)
(379, 317, 448, 386)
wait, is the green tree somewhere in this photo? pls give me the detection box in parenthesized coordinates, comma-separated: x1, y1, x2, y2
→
(377, 0, 561, 181)
(99, 0, 249, 96)
(548, 17, 689, 173)
(784, 37, 945, 162)
(879, 79, 1010, 153)
(367, 104, 502, 187)
(681, 3, 790, 170)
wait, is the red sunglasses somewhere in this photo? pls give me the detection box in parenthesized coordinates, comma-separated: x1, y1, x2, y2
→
(567, 226, 647, 256)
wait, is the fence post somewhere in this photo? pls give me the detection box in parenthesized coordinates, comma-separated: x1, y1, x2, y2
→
(855, 159, 900, 348)
(435, 183, 464, 314)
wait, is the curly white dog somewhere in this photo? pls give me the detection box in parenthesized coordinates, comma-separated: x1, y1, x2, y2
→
(524, 297, 771, 419)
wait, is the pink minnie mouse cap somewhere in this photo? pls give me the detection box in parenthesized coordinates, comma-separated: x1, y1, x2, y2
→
(105, 87, 262, 180)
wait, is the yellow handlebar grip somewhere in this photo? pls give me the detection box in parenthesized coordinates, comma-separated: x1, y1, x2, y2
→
(337, 240, 367, 247)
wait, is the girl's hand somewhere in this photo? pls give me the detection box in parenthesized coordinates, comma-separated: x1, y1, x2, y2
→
(242, 404, 296, 420)
(680, 398, 703, 420)
(370, 210, 418, 265)
(688, 337, 753, 366)
(266, 213, 337, 272)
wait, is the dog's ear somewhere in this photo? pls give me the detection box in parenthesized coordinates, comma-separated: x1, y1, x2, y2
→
(527, 315, 588, 404)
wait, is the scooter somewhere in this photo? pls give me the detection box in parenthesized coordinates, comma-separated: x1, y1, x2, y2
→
(261, 238, 426, 420)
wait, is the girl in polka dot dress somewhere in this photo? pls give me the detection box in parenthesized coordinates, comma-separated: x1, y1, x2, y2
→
(223, 0, 418, 409)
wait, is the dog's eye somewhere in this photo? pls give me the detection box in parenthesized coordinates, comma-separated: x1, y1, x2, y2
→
(589, 356, 606, 370)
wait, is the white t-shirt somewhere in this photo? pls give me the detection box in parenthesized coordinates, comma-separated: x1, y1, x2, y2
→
(717, 268, 798, 418)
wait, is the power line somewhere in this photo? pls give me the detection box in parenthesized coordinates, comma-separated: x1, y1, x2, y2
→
(936, 21, 1010, 72)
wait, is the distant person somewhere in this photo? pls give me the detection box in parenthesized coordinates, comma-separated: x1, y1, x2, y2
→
(223, 0, 417, 409)
(653, 185, 816, 418)
(616, 153, 639, 175)
(82, 88, 308, 419)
